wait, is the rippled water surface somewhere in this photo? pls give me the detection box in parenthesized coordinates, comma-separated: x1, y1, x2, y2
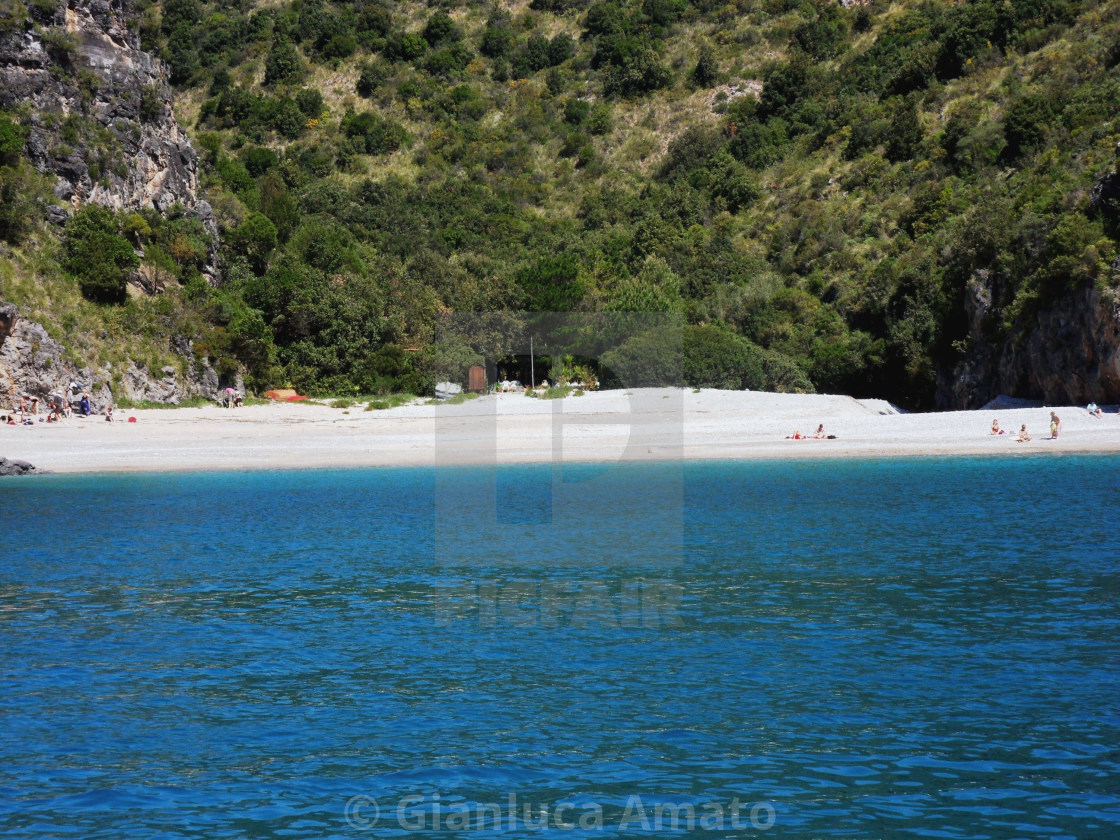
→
(2, 456, 1119, 838)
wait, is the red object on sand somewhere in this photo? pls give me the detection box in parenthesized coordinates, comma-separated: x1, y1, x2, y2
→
(128, 416, 137, 423)
(264, 389, 308, 402)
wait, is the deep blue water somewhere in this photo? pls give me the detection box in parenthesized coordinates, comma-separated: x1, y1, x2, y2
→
(2, 456, 1119, 839)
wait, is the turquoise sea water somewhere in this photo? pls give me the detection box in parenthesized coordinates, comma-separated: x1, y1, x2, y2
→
(2, 456, 1119, 839)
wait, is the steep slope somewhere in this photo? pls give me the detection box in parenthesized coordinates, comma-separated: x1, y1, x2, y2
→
(1, 0, 1119, 409)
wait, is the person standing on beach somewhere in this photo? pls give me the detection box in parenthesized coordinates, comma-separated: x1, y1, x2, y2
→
(1050, 411, 1061, 439)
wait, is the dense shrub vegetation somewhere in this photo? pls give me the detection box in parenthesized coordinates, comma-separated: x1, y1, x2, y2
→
(2, 0, 1118, 406)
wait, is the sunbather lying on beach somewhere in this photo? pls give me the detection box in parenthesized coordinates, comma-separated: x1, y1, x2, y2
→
(786, 427, 837, 440)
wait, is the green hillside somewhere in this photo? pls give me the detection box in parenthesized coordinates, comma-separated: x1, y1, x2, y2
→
(3, 0, 1119, 408)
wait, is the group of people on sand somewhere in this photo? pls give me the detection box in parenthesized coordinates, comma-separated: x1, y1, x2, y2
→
(990, 411, 1063, 443)
(787, 424, 835, 440)
(4, 387, 101, 426)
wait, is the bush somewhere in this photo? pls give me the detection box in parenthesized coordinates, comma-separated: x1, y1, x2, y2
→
(682, 324, 766, 390)
(563, 98, 590, 125)
(885, 97, 923, 163)
(600, 327, 683, 387)
(424, 43, 473, 77)
(295, 87, 324, 118)
(389, 32, 428, 61)
(549, 34, 575, 66)
(240, 145, 278, 176)
(139, 84, 164, 123)
(0, 163, 40, 244)
(0, 113, 26, 166)
(341, 110, 408, 155)
(586, 103, 613, 135)
(272, 97, 307, 139)
(0, 0, 28, 34)
(601, 46, 672, 97)
(660, 125, 725, 179)
(480, 12, 515, 59)
(356, 62, 387, 97)
(321, 33, 358, 59)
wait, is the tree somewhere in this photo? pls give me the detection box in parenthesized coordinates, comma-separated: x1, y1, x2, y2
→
(0, 163, 39, 244)
(1003, 93, 1053, 160)
(264, 39, 303, 86)
(422, 11, 457, 46)
(63, 205, 139, 304)
(226, 212, 278, 273)
(885, 97, 922, 163)
(692, 42, 717, 87)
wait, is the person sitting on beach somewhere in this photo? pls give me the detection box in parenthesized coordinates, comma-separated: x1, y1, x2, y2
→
(813, 424, 826, 439)
(233, 390, 243, 407)
(990, 418, 1005, 435)
(1087, 402, 1102, 418)
(1016, 424, 1031, 442)
(1049, 411, 1061, 439)
(105, 405, 114, 422)
(79, 394, 91, 416)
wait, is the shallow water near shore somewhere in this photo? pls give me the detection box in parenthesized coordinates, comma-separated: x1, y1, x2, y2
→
(2, 455, 1119, 838)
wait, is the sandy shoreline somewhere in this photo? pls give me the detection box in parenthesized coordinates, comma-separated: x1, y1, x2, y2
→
(3, 388, 1120, 475)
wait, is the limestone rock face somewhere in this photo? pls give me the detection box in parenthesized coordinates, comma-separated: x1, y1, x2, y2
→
(0, 303, 234, 412)
(0, 303, 17, 348)
(0, 0, 217, 267)
(940, 279, 1120, 409)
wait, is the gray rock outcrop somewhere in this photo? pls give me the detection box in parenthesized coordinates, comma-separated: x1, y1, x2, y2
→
(0, 457, 47, 476)
(0, 303, 17, 347)
(0, 303, 235, 412)
(940, 278, 1120, 409)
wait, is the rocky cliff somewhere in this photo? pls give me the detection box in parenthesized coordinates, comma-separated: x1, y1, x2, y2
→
(942, 281, 1120, 409)
(939, 157, 1120, 410)
(0, 301, 237, 412)
(0, 0, 218, 277)
(3, 1, 199, 210)
(0, 0, 234, 408)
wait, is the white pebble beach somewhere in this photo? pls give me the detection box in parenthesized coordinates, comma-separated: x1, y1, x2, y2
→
(4, 388, 1120, 474)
